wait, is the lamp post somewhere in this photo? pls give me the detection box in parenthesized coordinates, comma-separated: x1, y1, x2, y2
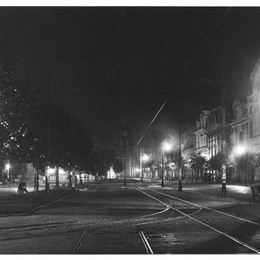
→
(161, 141, 172, 187)
(140, 148, 143, 183)
(123, 156, 126, 186)
(140, 151, 149, 183)
(5, 162, 11, 181)
(178, 120, 182, 191)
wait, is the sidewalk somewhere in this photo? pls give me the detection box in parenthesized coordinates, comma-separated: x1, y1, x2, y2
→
(146, 181, 255, 202)
(181, 183, 253, 202)
(0, 188, 75, 216)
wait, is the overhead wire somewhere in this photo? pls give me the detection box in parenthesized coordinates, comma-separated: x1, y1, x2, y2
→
(135, 7, 232, 147)
(136, 100, 167, 145)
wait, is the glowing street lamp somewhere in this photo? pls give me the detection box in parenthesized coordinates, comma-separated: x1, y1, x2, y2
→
(5, 162, 11, 180)
(161, 141, 172, 187)
(5, 162, 10, 171)
(140, 150, 149, 183)
(235, 145, 246, 156)
(133, 167, 140, 173)
(141, 154, 149, 162)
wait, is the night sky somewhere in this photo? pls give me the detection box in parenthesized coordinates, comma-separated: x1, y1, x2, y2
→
(1, 7, 260, 151)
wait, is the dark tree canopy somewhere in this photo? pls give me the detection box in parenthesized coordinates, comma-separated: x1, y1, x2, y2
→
(0, 59, 95, 173)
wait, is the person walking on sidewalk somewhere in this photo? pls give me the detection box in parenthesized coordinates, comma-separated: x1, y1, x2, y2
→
(220, 178, 227, 197)
(251, 185, 260, 202)
(220, 164, 227, 197)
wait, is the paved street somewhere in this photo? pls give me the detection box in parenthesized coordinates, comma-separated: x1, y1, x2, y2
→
(0, 181, 259, 254)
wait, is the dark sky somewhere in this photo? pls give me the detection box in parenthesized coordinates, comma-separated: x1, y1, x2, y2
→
(0, 7, 260, 151)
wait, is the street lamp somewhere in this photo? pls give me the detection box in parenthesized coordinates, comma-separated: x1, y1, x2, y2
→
(161, 141, 172, 187)
(5, 162, 11, 181)
(140, 151, 149, 183)
(235, 145, 246, 156)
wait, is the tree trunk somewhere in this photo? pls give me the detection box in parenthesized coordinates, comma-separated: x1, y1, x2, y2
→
(55, 167, 59, 188)
(35, 170, 39, 192)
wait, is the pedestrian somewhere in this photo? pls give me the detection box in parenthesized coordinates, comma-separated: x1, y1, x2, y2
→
(71, 174, 77, 190)
(220, 178, 226, 197)
(17, 182, 28, 194)
(251, 185, 260, 202)
(251, 185, 256, 202)
(68, 174, 72, 188)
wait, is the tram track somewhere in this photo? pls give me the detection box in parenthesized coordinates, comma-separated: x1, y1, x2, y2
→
(135, 186, 260, 254)
(150, 188, 260, 226)
(0, 194, 71, 217)
(0, 184, 259, 254)
(72, 228, 88, 253)
(0, 186, 164, 254)
(0, 220, 77, 231)
(134, 187, 202, 225)
(71, 226, 154, 254)
(139, 230, 154, 254)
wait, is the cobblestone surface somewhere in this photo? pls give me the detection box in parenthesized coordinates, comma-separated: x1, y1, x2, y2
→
(0, 182, 259, 254)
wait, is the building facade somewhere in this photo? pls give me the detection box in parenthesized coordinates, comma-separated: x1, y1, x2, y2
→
(194, 106, 230, 182)
(230, 98, 253, 152)
(195, 107, 229, 160)
(195, 110, 210, 160)
(181, 128, 196, 181)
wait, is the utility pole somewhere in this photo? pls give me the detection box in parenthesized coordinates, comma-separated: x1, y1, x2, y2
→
(45, 65, 51, 194)
(55, 167, 59, 188)
(178, 87, 182, 191)
(161, 148, 164, 187)
(140, 148, 143, 183)
(178, 121, 182, 191)
(123, 156, 126, 186)
(35, 169, 39, 192)
(45, 109, 50, 193)
(122, 116, 128, 186)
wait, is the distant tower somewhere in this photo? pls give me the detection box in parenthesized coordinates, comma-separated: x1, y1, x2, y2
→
(250, 57, 260, 138)
(121, 113, 133, 177)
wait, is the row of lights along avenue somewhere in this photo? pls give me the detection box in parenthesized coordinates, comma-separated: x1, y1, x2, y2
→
(139, 140, 175, 188)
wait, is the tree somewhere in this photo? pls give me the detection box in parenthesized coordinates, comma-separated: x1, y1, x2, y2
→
(41, 105, 95, 173)
(0, 68, 48, 164)
(234, 153, 258, 184)
(0, 68, 95, 176)
(208, 153, 225, 171)
(113, 158, 123, 173)
(190, 153, 207, 182)
(91, 149, 116, 177)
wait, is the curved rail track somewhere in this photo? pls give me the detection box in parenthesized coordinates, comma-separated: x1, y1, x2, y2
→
(0, 185, 259, 254)
(135, 186, 260, 254)
(151, 188, 260, 226)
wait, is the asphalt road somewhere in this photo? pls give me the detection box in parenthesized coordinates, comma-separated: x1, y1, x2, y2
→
(0, 182, 259, 254)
